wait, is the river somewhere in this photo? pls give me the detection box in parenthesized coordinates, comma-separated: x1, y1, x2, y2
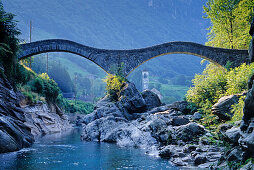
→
(0, 128, 178, 170)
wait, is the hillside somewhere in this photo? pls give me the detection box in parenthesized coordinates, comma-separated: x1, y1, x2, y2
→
(2, 0, 209, 103)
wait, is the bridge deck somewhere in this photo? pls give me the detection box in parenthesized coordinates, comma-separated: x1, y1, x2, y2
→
(18, 39, 249, 76)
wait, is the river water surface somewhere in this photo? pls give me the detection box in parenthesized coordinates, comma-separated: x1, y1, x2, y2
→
(0, 128, 177, 170)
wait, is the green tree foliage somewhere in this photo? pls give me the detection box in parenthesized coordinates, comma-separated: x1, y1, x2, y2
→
(0, 1, 20, 79)
(16, 64, 60, 103)
(186, 63, 254, 115)
(186, 64, 227, 114)
(231, 95, 246, 121)
(204, 0, 254, 49)
(32, 57, 74, 93)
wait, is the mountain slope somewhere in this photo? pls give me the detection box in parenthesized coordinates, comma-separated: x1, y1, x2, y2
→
(2, 0, 210, 102)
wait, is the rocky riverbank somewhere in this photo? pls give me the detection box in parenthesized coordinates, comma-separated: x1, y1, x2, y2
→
(0, 70, 72, 153)
(80, 82, 254, 169)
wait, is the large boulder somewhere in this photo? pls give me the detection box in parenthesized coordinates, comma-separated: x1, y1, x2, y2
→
(167, 101, 191, 114)
(141, 90, 162, 110)
(175, 123, 206, 142)
(0, 73, 34, 153)
(159, 145, 176, 158)
(193, 112, 202, 120)
(171, 116, 190, 126)
(118, 82, 146, 114)
(219, 126, 241, 145)
(212, 94, 241, 120)
(239, 117, 254, 152)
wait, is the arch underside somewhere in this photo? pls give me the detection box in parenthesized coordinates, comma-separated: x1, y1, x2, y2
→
(18, 39, 249, 76)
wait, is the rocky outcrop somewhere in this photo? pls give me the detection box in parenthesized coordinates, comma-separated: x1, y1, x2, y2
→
(0, 68, 72, 153)
(166, 101, 191, 114)
(141, 90, 162, 110)
(0, 72, 34, 153)
(212, 94, 242, 120)
(239, 74, 254, 155)
(22, 102, 72, 136)
(118, 82, 147, 114)
(80, 82, 219, 168)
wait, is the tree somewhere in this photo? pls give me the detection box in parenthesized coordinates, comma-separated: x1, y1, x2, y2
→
(0, 2, 20, 78)
(203, 0, 254, 49)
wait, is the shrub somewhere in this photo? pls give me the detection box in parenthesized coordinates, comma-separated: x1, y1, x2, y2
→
(186, 63, 254, 121)
(56, 94, 94, 114)
(103, 74, 126, 100)
(226, 63, 254, 95)
(231, 95, 246, 121)
(186, 63, 227, 114)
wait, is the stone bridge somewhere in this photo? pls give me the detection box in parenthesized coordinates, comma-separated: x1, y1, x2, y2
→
(18, 39, 249, 76)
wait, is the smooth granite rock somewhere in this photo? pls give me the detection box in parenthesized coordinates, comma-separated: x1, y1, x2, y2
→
(141, 90, 162, 111)
(0, 73, 34, 153)
(212, 94, 240, 120)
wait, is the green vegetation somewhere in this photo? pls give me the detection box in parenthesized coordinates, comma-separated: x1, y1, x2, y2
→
(57, 94, 94, 114)
(0, 2, 94, 115)
(0, 1, 20, 80)
(30, 55, 106, 102)
(186, 0, 254, 128)
(16, 64, 60, 103)
(104, 74, 126, 101)
(4, 0, 211, 104)
(186, 63, 254, 125)
(204, 0, 254, 49)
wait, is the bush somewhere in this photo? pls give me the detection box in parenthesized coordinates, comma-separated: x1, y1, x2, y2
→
(16, 65, 60, 103)
(103, 74, 126, 100)
(56, 94, 94, 114)
(231, 95, 246, 121)
(186, 63, 254, 117)
(186, 63, 227, 114)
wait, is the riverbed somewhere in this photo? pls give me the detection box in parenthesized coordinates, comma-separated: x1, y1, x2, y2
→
(0, 128, 178, 169)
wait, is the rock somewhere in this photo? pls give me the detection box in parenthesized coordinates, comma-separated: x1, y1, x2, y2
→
(218, 123, 233, 133)
(0, 73, 34, 153)
(167, 101, 191, 114)
(0, 116, 34, 153)
(224, 127, 241, 145)
(198, 162, 214, 169)
(151, 88, 163, 101)
(172, 116, 190, 126)
(183, 145, 198, 153)
(240, 161, 254, 170)
(172, 158, 188, 166)
(175, 123, 206, 142)
(239, 65, 254, 154)
(23, 103, 72, 136)
(193, 112, 202, 120)
(159, 145, 175, 158)
(194, 154, 207, 165)
(226, 147, 244, 162)
(212, 94, 241, 120)
(218, 124, 241, 145)
(148, 105, 169, 114)
(240, 78, 254, 153)
(118, 82, 146, 114)
(141, 90, 162, 110)
(239, 118, 254, 152)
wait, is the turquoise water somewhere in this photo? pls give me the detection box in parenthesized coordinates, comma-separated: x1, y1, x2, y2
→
(0, 128, 177, 170)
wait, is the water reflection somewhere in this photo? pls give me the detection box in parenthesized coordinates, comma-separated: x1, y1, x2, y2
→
(0, 128, 177, 170)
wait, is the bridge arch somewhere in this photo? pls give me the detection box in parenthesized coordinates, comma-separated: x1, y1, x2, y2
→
(18, 39, 249, 76)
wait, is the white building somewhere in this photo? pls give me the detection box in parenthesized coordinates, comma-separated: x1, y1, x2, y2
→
(142, 70, 149, 91)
